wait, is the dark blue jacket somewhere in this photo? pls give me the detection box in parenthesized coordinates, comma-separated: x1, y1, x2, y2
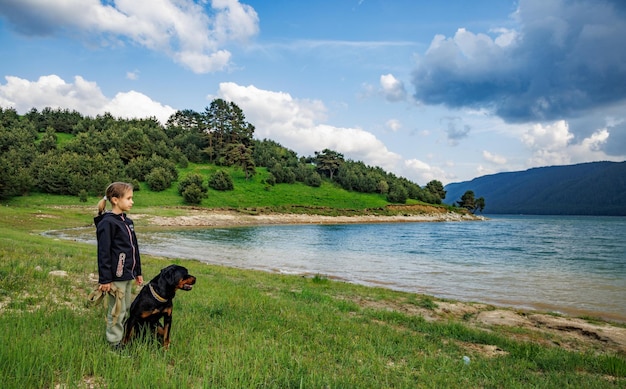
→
(94, 212, 142, 284)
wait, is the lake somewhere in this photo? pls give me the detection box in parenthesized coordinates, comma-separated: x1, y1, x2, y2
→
(50, 214, 626, 322)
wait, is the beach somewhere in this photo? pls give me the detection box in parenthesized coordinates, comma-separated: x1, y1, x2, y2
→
(143, 208, 484, 227)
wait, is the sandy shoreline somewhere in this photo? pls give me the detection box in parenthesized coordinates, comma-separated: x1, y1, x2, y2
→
(143, 208, 485, 227)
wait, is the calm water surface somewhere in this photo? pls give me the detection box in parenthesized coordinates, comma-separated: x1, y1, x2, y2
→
(53, 215, 626, 321)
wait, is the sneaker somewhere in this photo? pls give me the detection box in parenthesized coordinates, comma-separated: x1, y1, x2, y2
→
(108, 343, 131, 358)
(109, 342, 123, 350)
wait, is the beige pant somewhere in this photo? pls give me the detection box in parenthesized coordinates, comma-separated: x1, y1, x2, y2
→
(106, 280, 133, 345)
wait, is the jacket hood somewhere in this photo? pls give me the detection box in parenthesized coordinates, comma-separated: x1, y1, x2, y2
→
(94, 211, 125, 227)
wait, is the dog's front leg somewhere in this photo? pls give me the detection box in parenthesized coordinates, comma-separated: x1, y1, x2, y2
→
(161, 306, 173, 349)
(122, 316, 137, 346)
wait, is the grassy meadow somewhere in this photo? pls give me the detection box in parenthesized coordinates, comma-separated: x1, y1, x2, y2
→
(1, 189, 625, 388)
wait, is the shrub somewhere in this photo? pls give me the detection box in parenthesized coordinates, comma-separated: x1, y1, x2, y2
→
(387, 185, 408, 204)
(145, 167, 173, 191)
(182, 183, 206, 205)
(265, 173, 276, 186)
(178, 173, 207, 195)
(177, 155, 189, 169)
(129, 179, 141, 192)
(378, 180, 389, 195)
(209, 170, 234, 191)
(78, 189, 88, 203)
(147, 154, 178, 182)
(125, 156, 148, 181)
(304, 171, 322, 187)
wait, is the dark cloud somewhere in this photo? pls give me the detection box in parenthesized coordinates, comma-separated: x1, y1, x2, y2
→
(441, 117, 470, 145)
(0, 1, 58, 36)
(411, 0, 626, 123)
(603, 122, 626, 156)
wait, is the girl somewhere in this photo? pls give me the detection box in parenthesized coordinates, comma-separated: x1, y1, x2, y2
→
(94, 182, 143, 349)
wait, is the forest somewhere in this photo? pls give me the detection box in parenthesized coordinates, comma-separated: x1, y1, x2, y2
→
(0, 101, 450, 206)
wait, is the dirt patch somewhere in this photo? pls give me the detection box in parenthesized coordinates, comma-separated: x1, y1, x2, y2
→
(471, 309, 626, 352)
(457, 341, 509, 358)
(477, 309, 533, 327)
(349, 298, 626, 355)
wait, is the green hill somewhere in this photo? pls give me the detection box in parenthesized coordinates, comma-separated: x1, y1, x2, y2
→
(136, 163, 394, 211)
(1, 105, 445, 207)
(444, 161, 626, 215)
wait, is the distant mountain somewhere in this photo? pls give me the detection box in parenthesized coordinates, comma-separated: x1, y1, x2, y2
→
(444, 161, 626, 215)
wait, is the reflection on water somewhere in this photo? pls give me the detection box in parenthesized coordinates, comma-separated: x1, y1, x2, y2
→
(45, 215, 626, 322)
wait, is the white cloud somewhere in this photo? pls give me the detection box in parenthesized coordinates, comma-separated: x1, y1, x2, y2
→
(403, 159, 450, 184)
(521, 120, 615, 167)
(386, 119, 402, 132)
(568, 128, 611, 161)
(126, 70, 139, 80)
(490, 27, 518, 47)
(103, 90, 176, 124)
(476, 164, 497, 177)
(380, 74, 406, 102)
(212, 0, 260, 43)
(482, 150, 507, 165)
(425, 28, 506, 69)
(0, 74, 175, 124)
(0, 0, 259, 73)
(0, 75, 107, 115)
(216, 82, 404, 172)
(521, 120, 573, 165)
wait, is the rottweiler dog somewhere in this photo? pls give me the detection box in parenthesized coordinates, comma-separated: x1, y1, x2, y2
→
(122, 264, 196, 348)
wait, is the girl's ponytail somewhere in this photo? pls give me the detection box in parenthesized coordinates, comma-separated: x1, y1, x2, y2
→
(97, 196, 107, 216)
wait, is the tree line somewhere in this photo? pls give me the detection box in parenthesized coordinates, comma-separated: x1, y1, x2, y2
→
(0, 102, 475, 208)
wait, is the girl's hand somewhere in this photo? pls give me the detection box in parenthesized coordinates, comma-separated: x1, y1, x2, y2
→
(136, 276, 144, 286)
(99, 283, 112, 292)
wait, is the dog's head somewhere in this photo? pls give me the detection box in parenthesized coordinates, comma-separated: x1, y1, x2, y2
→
(160, 265, 196, 292)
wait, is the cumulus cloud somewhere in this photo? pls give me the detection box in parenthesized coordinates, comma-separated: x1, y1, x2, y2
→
(403, 159, 448, 184)
(0, 0, 259, 73)
(0, 74, 175, 123)
(380, 74, 407, 102)
(521, 120, 616, 166)
(103, 90, 176, 123)
(216, 82, 404, 171)
(216, 82, 456, 184)
(411, 0, 626, 123)
(522, 121, 573, 151)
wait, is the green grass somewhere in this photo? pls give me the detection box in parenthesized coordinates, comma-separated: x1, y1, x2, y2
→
(6, 162, 441, 216)
(0, 201, 624, 388)
(178, 164, 394, 210)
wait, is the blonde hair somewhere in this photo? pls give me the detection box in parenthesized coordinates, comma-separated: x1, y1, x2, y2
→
(97, 182, 134, 215)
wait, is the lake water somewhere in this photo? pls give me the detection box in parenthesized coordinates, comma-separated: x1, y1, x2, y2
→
(51, 215, 626, 322)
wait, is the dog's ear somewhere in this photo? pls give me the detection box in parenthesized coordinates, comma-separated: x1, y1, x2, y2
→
(161, 265, 188, 285)
(160, 265, 177, 285)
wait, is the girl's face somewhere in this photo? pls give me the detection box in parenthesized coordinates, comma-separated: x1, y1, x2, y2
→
(111, 189, 134, 213)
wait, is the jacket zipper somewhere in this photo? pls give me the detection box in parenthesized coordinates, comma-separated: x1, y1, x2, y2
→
(120, 214, 137, 279)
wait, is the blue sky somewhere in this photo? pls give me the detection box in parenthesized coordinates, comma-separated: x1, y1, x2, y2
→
(1, 0, 625, 185)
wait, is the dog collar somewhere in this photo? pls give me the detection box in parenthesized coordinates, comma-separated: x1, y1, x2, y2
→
(149, 284, 168, 303)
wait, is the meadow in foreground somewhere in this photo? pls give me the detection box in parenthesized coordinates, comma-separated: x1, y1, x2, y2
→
(0, 198, 624, 388)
